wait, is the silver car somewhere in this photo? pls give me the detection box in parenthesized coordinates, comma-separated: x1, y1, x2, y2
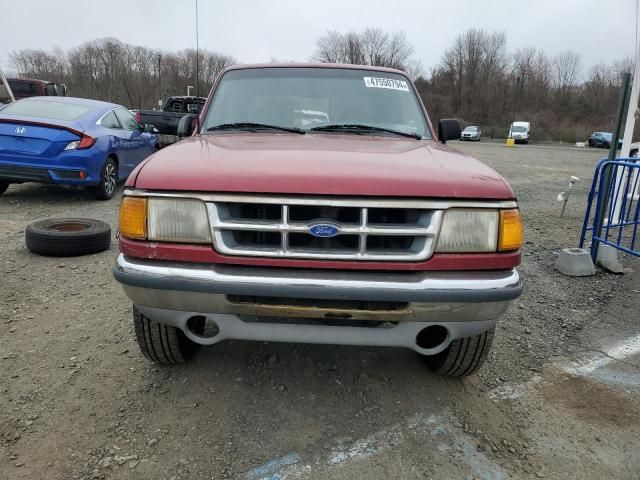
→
(461, 125, 481, 141)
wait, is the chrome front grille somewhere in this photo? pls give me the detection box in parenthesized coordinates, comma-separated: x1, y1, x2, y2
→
(206, 197, 443, 261)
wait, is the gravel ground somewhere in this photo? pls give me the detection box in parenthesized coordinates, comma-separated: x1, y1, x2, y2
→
(1, 141, 639, 480)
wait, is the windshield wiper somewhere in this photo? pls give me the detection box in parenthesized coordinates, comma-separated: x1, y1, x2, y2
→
(310, 124, 422, 140)
(206, 122, 305, 134)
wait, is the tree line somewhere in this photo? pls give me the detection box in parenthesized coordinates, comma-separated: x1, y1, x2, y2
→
(8, 29, 632, 141)
(314, 28, 632, 142)
(9, 38, 236, 110)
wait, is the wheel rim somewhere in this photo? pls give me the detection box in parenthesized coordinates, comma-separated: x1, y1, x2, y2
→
(48, 221, 93, 232)
(104, 162, 117, 196)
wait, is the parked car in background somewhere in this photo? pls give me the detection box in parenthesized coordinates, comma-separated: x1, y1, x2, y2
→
(508, 121, 530, 144)
(0, 97, 158, 199)
(7, 78, 67, 100)
(114, 63, 524, 377)
(461, 125, 481, 141)
(136, 96, 206, 146)
(588, 131, 623, 149)
(0, 69, 15, 105)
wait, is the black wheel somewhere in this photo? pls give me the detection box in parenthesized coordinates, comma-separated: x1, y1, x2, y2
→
(604, 142, 610, 149)
(422, 328, 494, 377)
(133, 306, 201, 364)
(588, 140, 594, 147)
(0, 181, 9, 195)
(91, 157, 118, 200)
(25, 218, 111, 256)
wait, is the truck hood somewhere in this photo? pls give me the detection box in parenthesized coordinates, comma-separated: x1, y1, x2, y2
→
(132, 134, 514, 199)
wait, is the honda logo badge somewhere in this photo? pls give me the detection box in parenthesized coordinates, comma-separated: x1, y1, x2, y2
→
(15, 126, 27, 134)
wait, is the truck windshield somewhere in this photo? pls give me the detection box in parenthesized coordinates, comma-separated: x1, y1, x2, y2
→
(511, 126, 527, 133)
(201, 67, 430, 139)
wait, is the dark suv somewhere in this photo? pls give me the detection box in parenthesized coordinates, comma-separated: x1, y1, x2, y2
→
(588, 131, 622, 149)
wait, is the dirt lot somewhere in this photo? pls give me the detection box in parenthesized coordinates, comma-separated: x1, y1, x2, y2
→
(1, 141, 639, 480)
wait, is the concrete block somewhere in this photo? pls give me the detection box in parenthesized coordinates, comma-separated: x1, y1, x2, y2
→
(596, 244, 625, 274)
(554, 248, 596, 276)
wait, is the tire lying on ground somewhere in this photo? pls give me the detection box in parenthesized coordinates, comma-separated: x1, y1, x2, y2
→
(25, 218, 111, 257)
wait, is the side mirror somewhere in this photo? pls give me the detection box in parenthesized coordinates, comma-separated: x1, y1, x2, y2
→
(438, 119, 462, 144)
(177, 114, 198, 138)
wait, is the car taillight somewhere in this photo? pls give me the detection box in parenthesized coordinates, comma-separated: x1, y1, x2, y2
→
(78, 134, 96, 149)
(134, 112, 141, 123)
(64, 134, 96, 151)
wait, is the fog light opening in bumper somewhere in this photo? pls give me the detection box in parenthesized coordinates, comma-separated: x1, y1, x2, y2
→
(416, 325, 449, 350)
(186, 316, 220, 339)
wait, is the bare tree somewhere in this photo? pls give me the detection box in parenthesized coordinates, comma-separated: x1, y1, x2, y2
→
(313, 28, 415, 71)
(9, 38, 236, 109)
(552, 51, 581, 92)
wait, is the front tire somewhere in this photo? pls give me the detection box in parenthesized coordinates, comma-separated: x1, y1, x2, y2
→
(133, 306, 201, 364)
(0, 181, 9, 195)
(422, 328, 494, 377)
(91, 157, 118, 200)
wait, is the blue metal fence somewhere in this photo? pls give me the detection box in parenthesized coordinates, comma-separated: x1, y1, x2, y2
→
(580, 158, 640, 260)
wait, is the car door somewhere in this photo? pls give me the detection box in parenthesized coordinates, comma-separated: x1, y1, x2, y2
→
(98, 109, 131, 178)
(114, 108, 154, 174)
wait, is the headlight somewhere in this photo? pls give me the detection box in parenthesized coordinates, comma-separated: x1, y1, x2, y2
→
(148, 197, 211, 243)
(119, 196, 211, 243)
(435, 208, 522, 253)
(436, 209, 499, 252)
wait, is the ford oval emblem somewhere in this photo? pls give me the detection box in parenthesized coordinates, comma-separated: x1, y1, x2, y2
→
(309, 223, 341, 238)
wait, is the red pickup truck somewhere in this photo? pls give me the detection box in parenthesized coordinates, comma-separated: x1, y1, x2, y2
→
(114, 64, 523, 377)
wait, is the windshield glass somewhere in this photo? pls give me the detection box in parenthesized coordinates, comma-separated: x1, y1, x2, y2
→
(201, 67, 430, 138)
(511, 126, 527, 133)
(463, 127, 478, 132)
(8, 79, 39, 96)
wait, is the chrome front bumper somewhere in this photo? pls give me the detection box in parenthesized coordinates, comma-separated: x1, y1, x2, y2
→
(114, 254, 523, 354)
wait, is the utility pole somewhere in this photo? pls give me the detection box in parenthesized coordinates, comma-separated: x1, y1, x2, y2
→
(157, 54, 162, 109)
(509, 76, 521, 138)
(195, 0, 200, 100)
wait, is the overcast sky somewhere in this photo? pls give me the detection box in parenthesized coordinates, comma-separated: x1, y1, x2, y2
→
(0, 0, 637, 76)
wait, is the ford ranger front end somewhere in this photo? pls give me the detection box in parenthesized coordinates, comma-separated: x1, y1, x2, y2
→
(113, 64, 523, 377)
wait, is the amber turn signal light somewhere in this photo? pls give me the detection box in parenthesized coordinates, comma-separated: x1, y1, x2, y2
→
(498, 209, 522, 251)
(119, 196, 147, 240)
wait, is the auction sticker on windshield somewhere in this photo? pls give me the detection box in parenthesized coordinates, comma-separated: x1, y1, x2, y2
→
(363, 77, 409, 91)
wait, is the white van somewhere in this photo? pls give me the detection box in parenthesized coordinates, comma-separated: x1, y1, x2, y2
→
(509, 121, 530, 144)
(0, 68, 15, 105)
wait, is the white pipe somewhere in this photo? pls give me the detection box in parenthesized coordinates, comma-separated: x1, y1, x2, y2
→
(611, 17, 640, 223)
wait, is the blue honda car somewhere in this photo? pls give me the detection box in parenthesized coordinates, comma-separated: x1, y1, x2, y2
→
(0, 97, 159, 199)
